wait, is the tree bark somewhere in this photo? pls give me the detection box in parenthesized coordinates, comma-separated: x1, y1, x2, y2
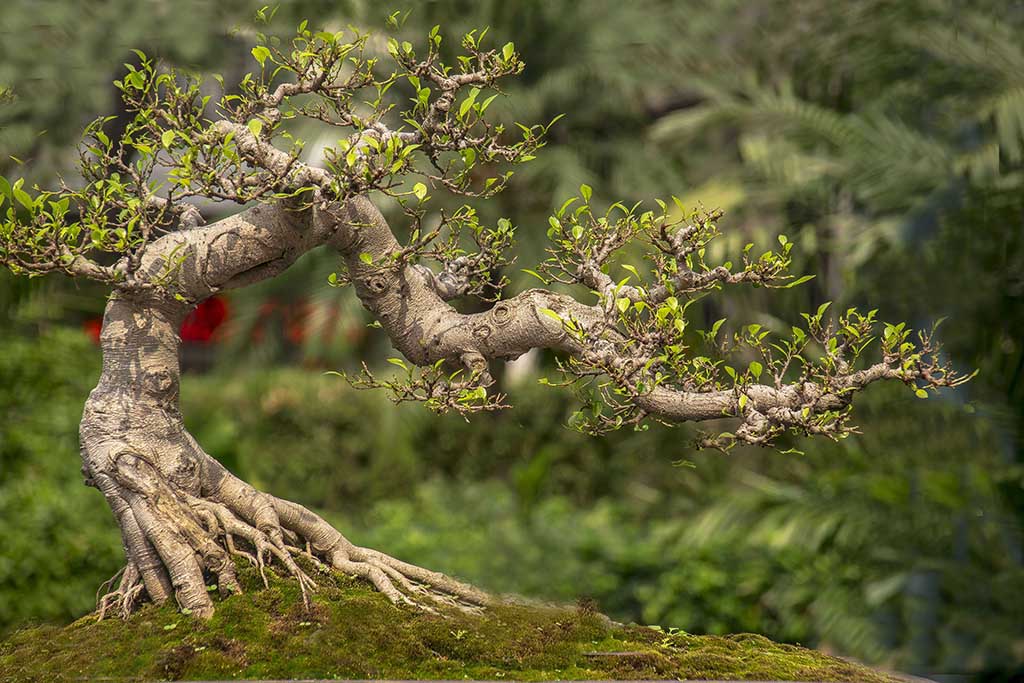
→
(80, 199, 489, 618)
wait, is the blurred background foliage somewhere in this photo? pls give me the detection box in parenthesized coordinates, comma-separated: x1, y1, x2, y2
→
(1, 1, 1023, 681)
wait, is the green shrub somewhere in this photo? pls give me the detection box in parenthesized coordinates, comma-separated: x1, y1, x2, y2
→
(0, 328, 121, 634)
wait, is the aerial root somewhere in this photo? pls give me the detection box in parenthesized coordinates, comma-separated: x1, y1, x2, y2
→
(96, 562, 145, 621)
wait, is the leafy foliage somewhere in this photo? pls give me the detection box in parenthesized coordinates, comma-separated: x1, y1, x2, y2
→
(0, 19, 545, 290)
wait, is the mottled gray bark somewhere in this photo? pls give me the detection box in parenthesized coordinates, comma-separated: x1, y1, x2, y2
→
(81, 199, 493, 617)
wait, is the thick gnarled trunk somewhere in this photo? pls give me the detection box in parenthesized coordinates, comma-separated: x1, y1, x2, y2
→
(78, 199, 489, 618)
(81, 290, 488, 617)
(81, 293, 199, 611)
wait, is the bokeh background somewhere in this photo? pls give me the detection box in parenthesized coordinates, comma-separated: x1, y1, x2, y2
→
(1, 1, 1022, 681)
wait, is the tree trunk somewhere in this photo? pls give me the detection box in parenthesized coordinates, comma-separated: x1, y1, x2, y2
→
(78, 201, 489, 619)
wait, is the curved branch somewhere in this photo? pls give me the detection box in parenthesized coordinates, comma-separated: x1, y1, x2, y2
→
(328, 198, 965, 447)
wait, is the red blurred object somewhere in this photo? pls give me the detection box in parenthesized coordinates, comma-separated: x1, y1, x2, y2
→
(84, 297, 230, 345)
(179, 296, 229, 343)
(285, 300, 312, 344)
(249, 301, 278, 343)
(83, 318, 102, 344)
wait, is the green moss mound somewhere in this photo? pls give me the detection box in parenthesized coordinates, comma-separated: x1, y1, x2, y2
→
(0, 565, 899, 682)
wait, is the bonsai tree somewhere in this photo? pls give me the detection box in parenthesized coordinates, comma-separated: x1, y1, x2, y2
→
(0, 18, 969, 620)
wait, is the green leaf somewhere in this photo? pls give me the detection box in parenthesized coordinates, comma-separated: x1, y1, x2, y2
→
(749, 361, 763, 379)
(579, 183, 592, 202)
(359, 252, 373, 265)
(915, 388, 929, 399)
(539, 308, 563, 323)
(247, 119, 263, 138)
(616, 297, 630, 313)
(13, 186, 34, 211)
(785, 274, 816, 288)
(502, 42, 515, 61)
(161, 130, 176, 149)
(387, 357, 409, 371)
(480, 94, 499, 114)
(521, 268, 547, 283)
(251, 45, 271, 67)
(459, 88, 479, 118)
(412, 182, 427, 201)
(126, 70, 145, 89)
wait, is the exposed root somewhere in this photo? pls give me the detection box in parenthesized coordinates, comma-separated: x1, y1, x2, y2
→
(189, 496, 315, 607)
(96, 562, 145, 621)
(267, 492, 490, 613)
(344, 545, 489, 612)
(95, 565, 124, 605)
(93, 453, 490, 621)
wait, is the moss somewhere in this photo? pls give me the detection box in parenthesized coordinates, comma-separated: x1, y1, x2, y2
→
(0, 565, 901, 682)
